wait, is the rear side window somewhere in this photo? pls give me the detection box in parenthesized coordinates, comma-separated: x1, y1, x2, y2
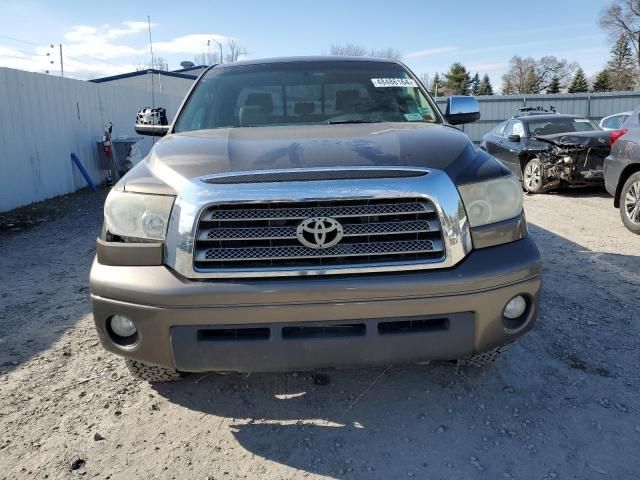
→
(602, 115, 625, 130)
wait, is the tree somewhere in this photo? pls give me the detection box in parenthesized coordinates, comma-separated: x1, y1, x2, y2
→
(599, 1, 640, 69)
(477, 74, 494, 95)
(546, 76, 561, 93)
(369, 47, 402, 60)
(418, 73, 430, 89)
(443, 63, 471, 95)
(607, 34, 636, 90)
(502, 77, 515, 95)
(135, 56, 169, 71)
(470, 72, 481, 96)
(194, 40, 248, 65)
(568, 68, 589, 93)
(501, 55, 577, 94)
(429, 73, 443, 97)
(328, 44, 401, 59)
(225, 39, 248, 63)
(329, 43, 368, 56)
(592, 69, 613, 91)
(194, 51, 221, 66)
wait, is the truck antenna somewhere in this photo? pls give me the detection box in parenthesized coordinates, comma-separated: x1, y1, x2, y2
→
(147, 15, 156, 143)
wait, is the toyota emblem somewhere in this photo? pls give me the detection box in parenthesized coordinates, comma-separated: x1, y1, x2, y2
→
(296, 217, 344, 249)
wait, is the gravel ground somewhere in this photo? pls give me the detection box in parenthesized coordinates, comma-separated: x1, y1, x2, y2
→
(0, 186, 639, 480)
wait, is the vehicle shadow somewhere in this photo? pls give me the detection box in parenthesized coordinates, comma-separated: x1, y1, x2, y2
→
(0, 188, 105, 373)
(531, 185, 610, 199)
(152, 223, 640, 479)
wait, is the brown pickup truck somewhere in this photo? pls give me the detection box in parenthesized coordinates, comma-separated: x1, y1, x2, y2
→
(90, 57, 541, 381)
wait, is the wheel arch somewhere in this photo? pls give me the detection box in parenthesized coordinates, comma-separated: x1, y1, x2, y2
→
(614, 164, 640, 208)
(519, 150, 542, 173)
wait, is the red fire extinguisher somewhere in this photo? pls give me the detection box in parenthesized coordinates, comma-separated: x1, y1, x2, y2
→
(101, 122, 113, 158)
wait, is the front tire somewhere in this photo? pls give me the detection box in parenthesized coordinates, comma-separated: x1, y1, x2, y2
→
(125, 358, 184, 382)
(523, 158, 545, 194)
(620, 172, 640, 235)
(458, 347, 503, 367)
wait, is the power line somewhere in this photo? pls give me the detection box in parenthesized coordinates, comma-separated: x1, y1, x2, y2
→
(0, 33, 41, 47)
(0, 32, 128, 67)
(0, 46, 50, 58)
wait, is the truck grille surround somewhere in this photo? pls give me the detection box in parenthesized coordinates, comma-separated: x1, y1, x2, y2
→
(193, 198, 445, 270)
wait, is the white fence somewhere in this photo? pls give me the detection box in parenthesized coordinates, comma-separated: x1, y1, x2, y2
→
(0, 67, 185, 212)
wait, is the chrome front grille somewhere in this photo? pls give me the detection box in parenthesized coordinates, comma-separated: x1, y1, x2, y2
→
(193, 198, 445, 271)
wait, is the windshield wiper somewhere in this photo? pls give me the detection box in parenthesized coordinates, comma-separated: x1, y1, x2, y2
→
(327, 119, 382, 125)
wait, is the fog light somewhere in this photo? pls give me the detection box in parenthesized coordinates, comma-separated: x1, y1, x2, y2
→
(504, 295, 527, 319)
(109, 315, 137, 338)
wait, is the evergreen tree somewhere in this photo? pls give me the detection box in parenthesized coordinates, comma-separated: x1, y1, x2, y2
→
(443, 63, 471, 95)
(546, 76, 561, 94)
(470, 72, 481, 96)
(429, 73, 443, 97)
(592, 69, 612, 92)
(607, 35, 636, 91)
(477, 74, 494, 95)
(568, 68, 589, 93)
(502, 77, 515, 95)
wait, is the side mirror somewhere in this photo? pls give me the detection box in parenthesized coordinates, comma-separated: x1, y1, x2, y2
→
(444, 96, 480, 125)
(508, 134, 521, 142)
(135, 107, 170, 137)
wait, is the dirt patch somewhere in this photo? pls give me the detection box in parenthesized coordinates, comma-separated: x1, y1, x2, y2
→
(0, 186, 639, 479)
(0, 188, 104, 234)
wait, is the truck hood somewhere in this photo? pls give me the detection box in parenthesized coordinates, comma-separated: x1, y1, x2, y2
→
(136, 122, 508, 194)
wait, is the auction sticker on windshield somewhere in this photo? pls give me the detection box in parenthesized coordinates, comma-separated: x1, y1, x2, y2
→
(371, 78, 418, 88)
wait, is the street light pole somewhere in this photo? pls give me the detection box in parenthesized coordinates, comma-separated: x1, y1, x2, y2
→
(59, 44, 63, 77)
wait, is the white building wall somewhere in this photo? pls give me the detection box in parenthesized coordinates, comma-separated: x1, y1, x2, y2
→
(0, 67, 185, 212)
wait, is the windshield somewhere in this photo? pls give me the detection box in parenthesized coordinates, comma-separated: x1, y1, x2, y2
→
(174, 61, 439, 131)
(527, 117, 601, 136)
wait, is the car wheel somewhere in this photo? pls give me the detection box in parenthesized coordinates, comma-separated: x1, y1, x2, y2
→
(523, 158, 545, 194)
(124, 358, 185, 382)
(620, 172, 640, 235)
(457, 347, 503, 367)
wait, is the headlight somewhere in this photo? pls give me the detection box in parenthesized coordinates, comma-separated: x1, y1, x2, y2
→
(104, 190, 175, 241)
(458, 175, 523, 227)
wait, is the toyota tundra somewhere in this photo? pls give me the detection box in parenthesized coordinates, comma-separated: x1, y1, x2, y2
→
(90, 57, 541, 381)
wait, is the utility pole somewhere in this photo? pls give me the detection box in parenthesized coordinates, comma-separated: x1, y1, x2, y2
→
(59, 44, 64, 77)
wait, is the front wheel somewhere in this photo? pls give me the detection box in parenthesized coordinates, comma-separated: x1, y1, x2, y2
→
(620, 172, 640, 235)
(125, 358, 185, 382)
(458, 347, 503, 367)
(523, 158, 545, 194)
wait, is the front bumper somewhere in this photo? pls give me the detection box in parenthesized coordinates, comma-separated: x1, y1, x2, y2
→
(90, 237, 541, 372)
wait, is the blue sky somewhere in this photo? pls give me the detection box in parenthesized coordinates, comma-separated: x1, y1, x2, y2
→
(0, 0, 613, 88)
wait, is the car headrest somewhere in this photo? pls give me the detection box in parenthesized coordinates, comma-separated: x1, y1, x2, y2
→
(245, 93, 273, 114)
(335, 90, 361, 112)
(294, 102, 315, 115)
(239, 105, 268, 126)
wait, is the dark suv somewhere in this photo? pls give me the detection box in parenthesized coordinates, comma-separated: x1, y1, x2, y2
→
(604, 104, 640, 234)
(90, 57, 541, 381)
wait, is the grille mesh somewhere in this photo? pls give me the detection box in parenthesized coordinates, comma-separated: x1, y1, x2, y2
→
(204, 202, 431, 221)
(194, 198, 445, 272)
